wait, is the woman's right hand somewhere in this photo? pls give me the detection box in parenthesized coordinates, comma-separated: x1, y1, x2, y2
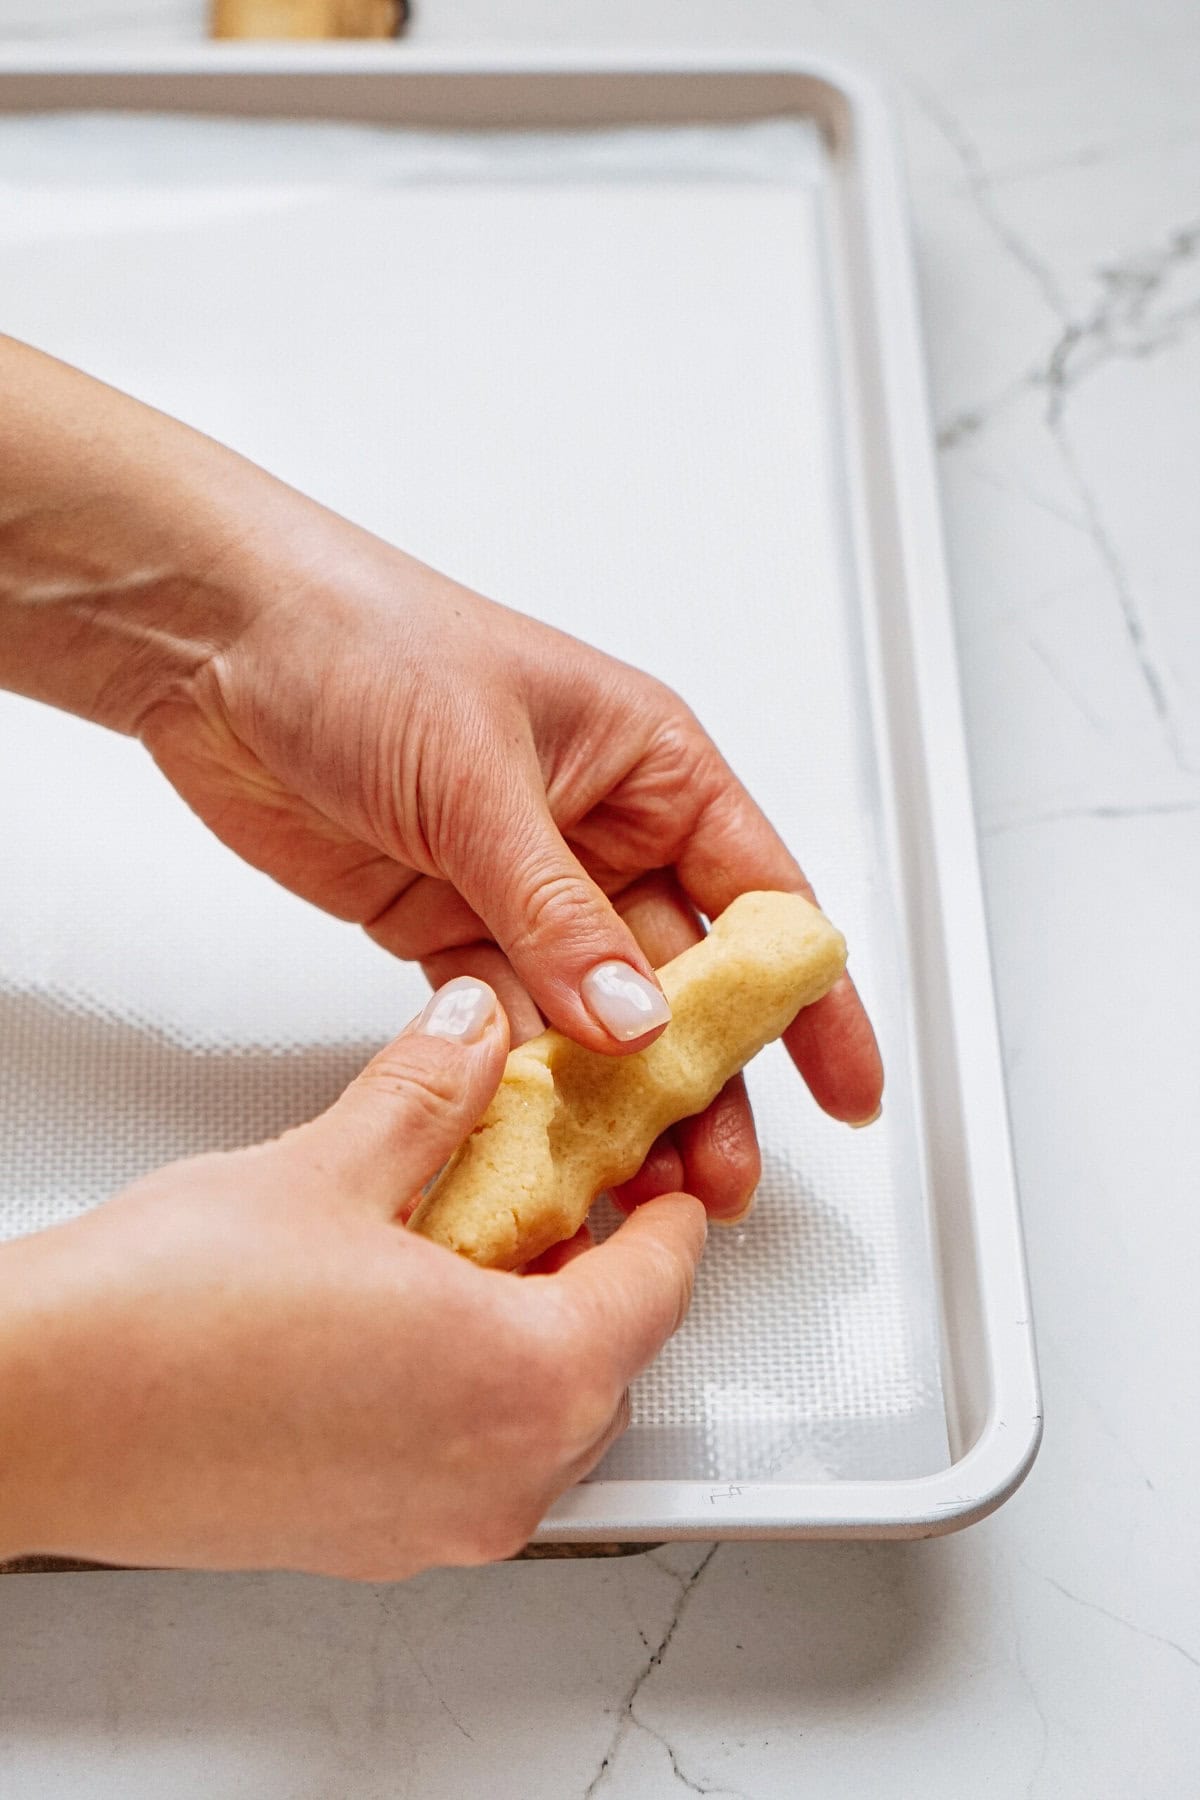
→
(0, 978, 705, 1578)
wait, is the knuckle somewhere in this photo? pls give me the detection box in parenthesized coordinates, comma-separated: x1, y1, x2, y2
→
(512, 868, 601, 954)
(644, 708, 708, 777)
(626, 668, 688, 722)
(361, 1038, 464, 1122)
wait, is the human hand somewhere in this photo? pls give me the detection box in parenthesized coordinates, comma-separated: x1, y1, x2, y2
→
(0, 979, 705, 1577)
(140, 520, 884, 1223)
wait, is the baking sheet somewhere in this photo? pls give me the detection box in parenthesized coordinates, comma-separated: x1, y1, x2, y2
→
(0, 112, 949, 1484)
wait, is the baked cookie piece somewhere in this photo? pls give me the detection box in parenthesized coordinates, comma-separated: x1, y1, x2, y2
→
(408, 890, 847, 1269)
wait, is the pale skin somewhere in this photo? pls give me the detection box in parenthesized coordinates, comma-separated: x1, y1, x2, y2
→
(0, 335, 882, 1574)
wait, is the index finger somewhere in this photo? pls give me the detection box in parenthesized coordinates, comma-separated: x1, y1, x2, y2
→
(675, 766, 884, 1125)
(542, 1194, 707, 1391)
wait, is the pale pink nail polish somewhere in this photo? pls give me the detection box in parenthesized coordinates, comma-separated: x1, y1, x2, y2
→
(581, 962, 672, 1043)
(415, 978, 497, 1044)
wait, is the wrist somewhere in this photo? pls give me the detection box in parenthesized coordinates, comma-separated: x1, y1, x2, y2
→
(0, 335, 305, 734)
(0, 478, 284, 738)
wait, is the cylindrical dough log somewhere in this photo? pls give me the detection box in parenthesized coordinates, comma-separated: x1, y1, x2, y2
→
(408, 890, 847, 1269)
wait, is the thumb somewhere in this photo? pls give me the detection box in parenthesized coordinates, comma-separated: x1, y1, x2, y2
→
(448, 782, 672, 1055)
(305, 977, 509, 1216)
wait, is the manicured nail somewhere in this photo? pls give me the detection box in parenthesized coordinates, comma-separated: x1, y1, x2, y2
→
(849, 1103, 882, 1130)
(415, 978, 497, 1044)
(581, 962, 672, 1043)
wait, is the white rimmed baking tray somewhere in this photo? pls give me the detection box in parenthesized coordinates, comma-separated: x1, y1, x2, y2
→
(0, 46, 1040, 1545)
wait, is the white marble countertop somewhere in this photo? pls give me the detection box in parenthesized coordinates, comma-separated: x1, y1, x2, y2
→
(0, 2, 1197, 1796)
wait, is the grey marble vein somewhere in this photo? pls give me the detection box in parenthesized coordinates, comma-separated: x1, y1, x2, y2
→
(937, 214, 1200, 455)
(1043, 222, 1200, 421)
(624, 1711, 749, 1799)
(928, 184, 1199, 771)
(1047, 412, 1189, 769)
(583, 1545, 719, 1798)
(983, 800, 1200, 836)
(1039, 1574, 1200, 1674)
(907, 78, 1070, 321)
(936, 376, 1036, 450)
(1024, 631, 1107, 732)
(984, 129, 1200, 189)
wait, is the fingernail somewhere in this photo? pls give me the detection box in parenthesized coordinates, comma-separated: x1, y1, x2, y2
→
(414, 978, 497, 1044)
(581, 962, 672, 1042)
(849, 1103, 882, 1130)
(714, 1192, 756, 1227)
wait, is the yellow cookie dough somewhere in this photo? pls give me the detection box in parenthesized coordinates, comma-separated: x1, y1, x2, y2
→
(409, 890, 847, 1269)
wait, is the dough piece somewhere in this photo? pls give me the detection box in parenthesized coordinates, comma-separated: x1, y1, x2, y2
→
(409, 890, 847, 1269)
